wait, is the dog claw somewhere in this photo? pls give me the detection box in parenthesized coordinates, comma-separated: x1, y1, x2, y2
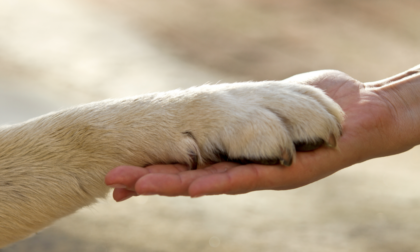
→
(280, 149, 293, 166)
(188, 152, 198, 170)
(326, 134, 337, 148)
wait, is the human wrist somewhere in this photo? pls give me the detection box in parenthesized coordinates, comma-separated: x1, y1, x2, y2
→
(375, 69, 420, 151)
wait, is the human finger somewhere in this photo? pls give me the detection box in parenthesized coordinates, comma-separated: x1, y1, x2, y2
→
(105, 164, 189, 190)
(189, 147, 345, 197)
(134, 162, 240, 196)
(113, 188, 137, 202)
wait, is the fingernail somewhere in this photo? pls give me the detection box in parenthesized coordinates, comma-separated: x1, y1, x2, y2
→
(108, 184, 126, 189)
(116, 195, 132, 202)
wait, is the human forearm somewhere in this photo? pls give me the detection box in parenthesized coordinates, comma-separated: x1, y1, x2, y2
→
(368, 65, 420, 157)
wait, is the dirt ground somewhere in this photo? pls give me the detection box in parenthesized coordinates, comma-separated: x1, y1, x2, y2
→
(1, 0, 420, 251)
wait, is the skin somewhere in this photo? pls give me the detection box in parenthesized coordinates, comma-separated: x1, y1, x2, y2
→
(105, 65, 420, 201)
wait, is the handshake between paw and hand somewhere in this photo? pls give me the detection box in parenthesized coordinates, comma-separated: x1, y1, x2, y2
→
(105, 65, 420, 201)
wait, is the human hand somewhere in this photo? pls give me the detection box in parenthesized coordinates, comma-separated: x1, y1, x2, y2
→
(105, 65, 420, 201)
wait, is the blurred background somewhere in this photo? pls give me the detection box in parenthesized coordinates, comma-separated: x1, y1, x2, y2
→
(1, 0, 420, 251)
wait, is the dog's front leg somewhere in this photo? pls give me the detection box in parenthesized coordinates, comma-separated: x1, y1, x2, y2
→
(0, 94, 199, 247)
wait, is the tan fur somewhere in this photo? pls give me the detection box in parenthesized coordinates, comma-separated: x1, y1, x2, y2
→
(0, 81, 343, 247)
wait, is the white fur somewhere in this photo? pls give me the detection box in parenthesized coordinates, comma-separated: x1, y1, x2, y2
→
(0, 81, 343, 247)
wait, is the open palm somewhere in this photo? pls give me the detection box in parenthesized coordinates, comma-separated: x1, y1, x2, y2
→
(106, 67, 420, 200)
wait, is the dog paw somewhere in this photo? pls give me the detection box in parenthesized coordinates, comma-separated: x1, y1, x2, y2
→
(176, 81, 344, 168)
